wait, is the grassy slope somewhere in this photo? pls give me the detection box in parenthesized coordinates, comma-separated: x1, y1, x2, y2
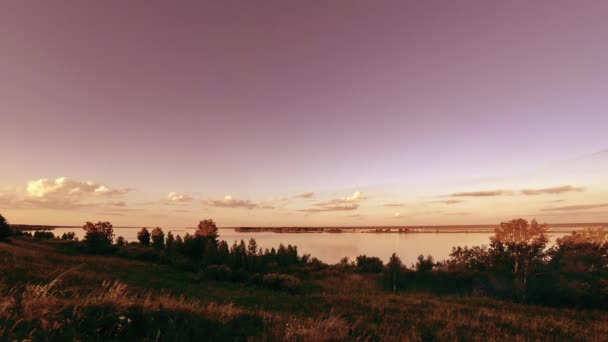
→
(2, 238, 608, 341)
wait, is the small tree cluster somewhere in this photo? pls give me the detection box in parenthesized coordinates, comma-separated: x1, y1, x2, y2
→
(82, 221, 114, 253)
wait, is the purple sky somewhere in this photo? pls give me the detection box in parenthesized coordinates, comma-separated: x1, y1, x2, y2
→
(1, 1, 607, 226)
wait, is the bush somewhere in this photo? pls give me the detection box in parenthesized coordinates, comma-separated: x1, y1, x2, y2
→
(61, 232, 76, 240)
(33, 231, 55, 239)
(356, 255, 383, 273)
(83, 222, 114, 253)
(259, 273, 302, 293)
(202, 265, 232, 281)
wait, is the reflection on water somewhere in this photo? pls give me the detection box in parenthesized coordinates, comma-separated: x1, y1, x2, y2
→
(44, 227, 570, 265)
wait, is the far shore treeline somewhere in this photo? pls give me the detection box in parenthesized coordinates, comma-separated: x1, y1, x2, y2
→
(2, 213, 608, 307)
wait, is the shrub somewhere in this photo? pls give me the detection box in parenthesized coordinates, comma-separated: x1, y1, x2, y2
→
(259, 273, 302, 293)
(33, 231, 55, 239)
(116, 236, 126, 246)
(356, 255, 383, 273)
(416, 254, 435, 273)
(61, 232, 76, 240)
(203, 265, 232, 281)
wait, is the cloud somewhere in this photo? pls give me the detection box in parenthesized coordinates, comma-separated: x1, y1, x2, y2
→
(383, 203, 406, 207)
(204, 195, 272, 210)
(298, 191, 365, 212)
(448, 190, 510, 197)
(10, 177, 134, 210)
(295, 192, 315, 199)
(521, 185, 584, 195)
(541, 203, 608, 212)
(393, 212, 402, 218)
(167, 192, 193, 202)
(428, 199, 462, 205)
(347, 214, 362, 218)
(27, 177, 131, 199)
(445, 212, 472, 216)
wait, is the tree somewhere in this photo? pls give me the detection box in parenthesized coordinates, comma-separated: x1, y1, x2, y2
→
(116, 236, 126, 246)
(489, 218, 548, 301)
(415, 254, 434, 273)
(247, 238, 258, 256)
(166, 231, 175, 249)
(356, 255, 383, 273)
(196, 219, 219, 241)
(82, 221, 114, 252)
(151, 227, 165, 249)
(386, 253, 404, 292)
(137, 227, 151, 246)
(0, 214, 12, 242)
(548, 228, 608, 304)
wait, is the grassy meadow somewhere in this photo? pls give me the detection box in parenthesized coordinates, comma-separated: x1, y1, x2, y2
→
(2, 236, 608, 341)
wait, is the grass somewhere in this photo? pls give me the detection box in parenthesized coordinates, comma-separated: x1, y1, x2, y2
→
(2, 237, 608, 341)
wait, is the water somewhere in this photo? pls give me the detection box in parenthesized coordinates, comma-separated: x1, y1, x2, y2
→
(41, 227, 571, 265)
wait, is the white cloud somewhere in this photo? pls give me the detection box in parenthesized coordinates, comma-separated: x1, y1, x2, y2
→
(18, 177, 132, 209)
(298, 191, 365, 212)
(204, 195, 267, 210)
(167, 192, 193, 202)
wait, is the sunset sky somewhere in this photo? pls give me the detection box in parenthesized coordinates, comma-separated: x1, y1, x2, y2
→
(1, 1, 607, 227)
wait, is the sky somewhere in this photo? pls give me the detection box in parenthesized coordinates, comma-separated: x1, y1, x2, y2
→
(1, 1, 607, 227)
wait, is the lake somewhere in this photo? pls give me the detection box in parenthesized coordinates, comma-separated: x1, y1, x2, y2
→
(43, 227, 572, 265)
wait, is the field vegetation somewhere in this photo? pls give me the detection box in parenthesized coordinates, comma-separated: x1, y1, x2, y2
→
(1, 213, 608, 340)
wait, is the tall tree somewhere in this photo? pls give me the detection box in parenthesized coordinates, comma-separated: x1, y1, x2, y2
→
(0, 214, 12, 242)
(490, 218, 548, 301)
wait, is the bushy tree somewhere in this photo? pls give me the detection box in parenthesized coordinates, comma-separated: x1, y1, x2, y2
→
(196, 219, 218, 241)
(61, 232, 76, 240)
(547, 228, 608, 305)
(415, 254, 434, 272)
(137, 227, 151, 246)
(489, 218, 548, 301)
(356, 255, 383, 273)
(151, 227, 165, 249)
(82, 221, 114, 252)
(447, 246, 491, 272)
(116, 236, 127, 246)
(0, 214, 12, 242)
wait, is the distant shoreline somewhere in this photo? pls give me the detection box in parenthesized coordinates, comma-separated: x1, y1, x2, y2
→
(13, 223, 607, 234)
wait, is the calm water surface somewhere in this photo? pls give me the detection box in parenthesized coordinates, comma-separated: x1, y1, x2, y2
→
(45, 227, 570, 265)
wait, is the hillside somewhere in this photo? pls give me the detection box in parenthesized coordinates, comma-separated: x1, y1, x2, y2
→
(2, 237, 607, 341)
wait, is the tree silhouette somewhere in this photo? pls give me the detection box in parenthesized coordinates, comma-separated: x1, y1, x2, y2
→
(137, 227, 151, 246)
(82, 221, 114, 252)
(386, 253, 404, 292)
(196, 219, 218, 240)
(0, 214, 12, 242)
(151, 227, 165, 249)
